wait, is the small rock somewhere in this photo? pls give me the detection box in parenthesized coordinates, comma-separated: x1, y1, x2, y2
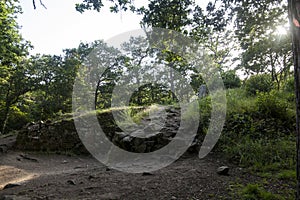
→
(88, 175, 95, 180)
(142, 172, 153, 176)
(217, 166, 229, 176)
(3, 183, 21, 189)
(0, 145, 8, 153)
(135, 143, 147, 153)
(67, 180, 76, 185)
(19, 154, 38, 162)
(122, 136, 132, 143)
(61, 160, 68, 164)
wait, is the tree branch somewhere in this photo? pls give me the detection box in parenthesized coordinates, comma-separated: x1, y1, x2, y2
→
(33, 0, 36, 9)
(39, 0, 47, 9)
(32, 0, 47, 10)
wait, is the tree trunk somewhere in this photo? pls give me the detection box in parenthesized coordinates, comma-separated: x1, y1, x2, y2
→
(288, 0, 300, 199)
(0, 102, 11, 134)
(169, 62, 175, 101)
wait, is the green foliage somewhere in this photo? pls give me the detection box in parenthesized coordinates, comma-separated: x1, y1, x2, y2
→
(0, 0, 32, 133)
(276, 170, 296, 180)
(256, 90, 291, 120)
(75, 0, 136, 13)
(245, 74, 274, 95)
(226, 88, 257, 114)
(6, 105, 31, 131)
(222, 136, 295, 172)
(239, 184, 284, 200)
(282, 77, 295, 93)
(216, 88, 296, 174)
(221, 70, 241, 89)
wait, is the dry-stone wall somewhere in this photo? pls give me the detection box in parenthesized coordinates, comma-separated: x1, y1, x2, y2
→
(16, 107, 200, 154)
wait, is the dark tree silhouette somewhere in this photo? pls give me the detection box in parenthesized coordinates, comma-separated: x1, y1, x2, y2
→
(288, 0, 300, 199)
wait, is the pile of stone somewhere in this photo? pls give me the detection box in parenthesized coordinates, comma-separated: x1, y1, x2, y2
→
(15, 107, 200, 154)
(15, 119, 88, 154)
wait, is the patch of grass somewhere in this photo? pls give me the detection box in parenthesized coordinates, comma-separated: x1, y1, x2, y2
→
(230, 181, 295, 200)
(110, 104, 162, 129)
(226, 88, 257, 114)
(222, 136, 295, 172)
(276, 170, 296, 180)
(239, 184, 284, 200)
(131, 104, 161, 124)
(229, 183, 285, 200)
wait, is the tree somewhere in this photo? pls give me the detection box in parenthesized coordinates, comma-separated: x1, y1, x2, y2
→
(241, 32, 293, 89)
(0, 0, 33, 134)
(218, 0, 291, 82)
(288, 0, 300, 199)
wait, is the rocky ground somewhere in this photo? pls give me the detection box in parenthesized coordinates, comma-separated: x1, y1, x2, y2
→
(0, 148, 259, 200)
(0, 107, 266, 199)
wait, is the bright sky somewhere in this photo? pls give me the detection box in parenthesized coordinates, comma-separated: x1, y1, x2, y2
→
(17, 0, 144, 55)
(17, 0, 208, 56)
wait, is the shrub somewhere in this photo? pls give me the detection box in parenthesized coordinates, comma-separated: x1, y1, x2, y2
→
(226, 88, 257, 114)
(221, 70, 241, 89)
(282, 77, 295, 93)
(255, 90, 290, 120)
(6, 106, 31, 132)
(245, 74, 274, 95)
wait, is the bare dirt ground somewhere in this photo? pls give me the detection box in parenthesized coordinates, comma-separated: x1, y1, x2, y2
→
(0, 147, 261, 200)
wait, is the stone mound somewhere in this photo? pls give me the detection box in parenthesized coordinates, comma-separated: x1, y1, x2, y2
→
(15, 107, 201, 155)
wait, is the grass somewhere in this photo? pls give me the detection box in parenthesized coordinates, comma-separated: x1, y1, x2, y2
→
(215, 88, 297, 200)
(226, 88, 257, 114)
(276, 170, 296, 180)
(238, 184, 284, 200)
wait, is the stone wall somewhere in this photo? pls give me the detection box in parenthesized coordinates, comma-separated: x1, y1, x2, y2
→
(16, 107, 200, 155)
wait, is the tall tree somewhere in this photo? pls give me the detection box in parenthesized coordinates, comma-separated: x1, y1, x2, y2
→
(218, 0, 291, 80)
(0, 0, 32, 133)
(288, 0, 300, 199)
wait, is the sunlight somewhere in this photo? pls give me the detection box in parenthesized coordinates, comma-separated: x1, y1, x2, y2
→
(0, 165, 37, 189)
(274, 25, 288, 35)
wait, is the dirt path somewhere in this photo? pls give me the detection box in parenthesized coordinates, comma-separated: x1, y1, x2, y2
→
(0, 150, 259, 200)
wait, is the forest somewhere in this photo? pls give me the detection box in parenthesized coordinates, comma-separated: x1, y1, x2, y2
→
(0, 0, 298, 199)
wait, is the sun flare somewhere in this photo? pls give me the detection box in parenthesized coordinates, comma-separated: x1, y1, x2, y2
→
(275, 25, 288, 35)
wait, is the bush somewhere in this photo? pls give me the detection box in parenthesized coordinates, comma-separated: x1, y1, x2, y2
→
(282, 77, 294, 93)
(226, 88, 257, 114)
(245, 74, 274, 95)
(221, 70, 241, 89)
(6, 106, 31, 131)
(216, 88, 296, 173)
(256, 90, 290, 120)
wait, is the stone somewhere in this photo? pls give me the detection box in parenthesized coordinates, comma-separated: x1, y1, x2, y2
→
(134, 143, 147, 153)
(0, 145, 8, 153)
(3, 183, 21, 189)
(142, 172, 153, 176)
(132, 137, 144, 147)
(67, 180, 76, 185)
(19, 154, 38, 162)
(217, 166, 229, 176)
(130, 129, 146, 138)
